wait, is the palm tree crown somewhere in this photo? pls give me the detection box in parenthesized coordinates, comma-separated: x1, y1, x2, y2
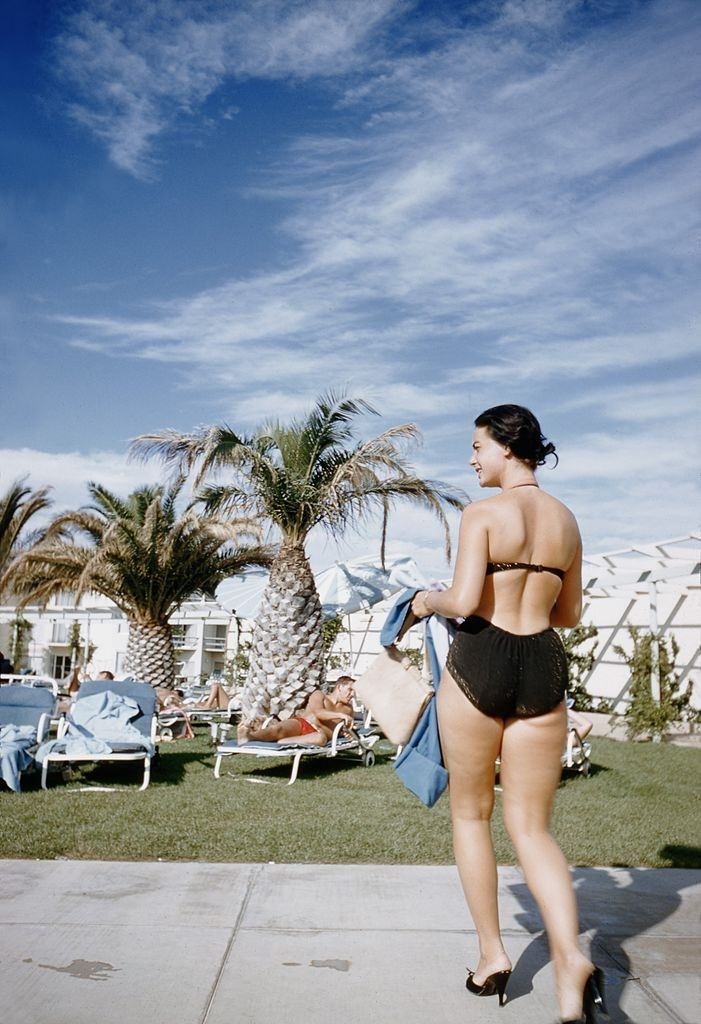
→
(131, 391, 465, 558)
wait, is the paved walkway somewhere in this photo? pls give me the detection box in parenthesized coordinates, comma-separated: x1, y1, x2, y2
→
(1, 861, 699, 1024)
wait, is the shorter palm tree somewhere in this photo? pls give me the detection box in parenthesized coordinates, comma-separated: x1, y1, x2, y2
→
(4, 479, 273, 689)
(0, 478, 53, 593)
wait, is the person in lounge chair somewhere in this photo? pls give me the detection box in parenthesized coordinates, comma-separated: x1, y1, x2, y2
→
(237, 676, 355, 747)
(191, 679, 233, 710)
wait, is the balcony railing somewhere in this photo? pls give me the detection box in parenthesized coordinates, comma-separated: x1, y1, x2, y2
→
(203, 637, 226, 652)
(171, 631, 197, 649)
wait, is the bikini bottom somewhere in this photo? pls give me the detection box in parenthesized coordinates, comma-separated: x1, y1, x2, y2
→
(445, 615, 568, 719)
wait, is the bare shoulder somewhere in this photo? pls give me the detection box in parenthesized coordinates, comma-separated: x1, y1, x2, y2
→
(460, 496, 498, 521)
(540, 490, 580, 530)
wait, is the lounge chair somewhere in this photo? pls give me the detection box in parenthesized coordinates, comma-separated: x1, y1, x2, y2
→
(213, 719, 378, 785)
(37, 679, 157, 791)
(0, 684, 56, 792)
(0, 674, 59, 696)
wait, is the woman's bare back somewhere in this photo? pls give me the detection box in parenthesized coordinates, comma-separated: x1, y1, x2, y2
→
(473, 488, 581, 634)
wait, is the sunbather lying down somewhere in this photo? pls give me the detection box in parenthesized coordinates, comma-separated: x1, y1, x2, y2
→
(236, 677, 355, 747)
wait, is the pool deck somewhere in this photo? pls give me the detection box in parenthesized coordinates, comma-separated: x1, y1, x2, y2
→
(1, 860, 699, 1024)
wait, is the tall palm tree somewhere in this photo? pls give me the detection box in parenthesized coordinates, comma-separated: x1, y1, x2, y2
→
(3, 479, 272, 689)
(131, 391, 466, 718)
(0, 478, 53, 592)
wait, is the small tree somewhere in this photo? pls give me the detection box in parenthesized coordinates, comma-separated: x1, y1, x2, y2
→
(614, 627, 698, 739)
(322, 615, 347, 672)
(10, 615, 32, 670)
(558, 624, 599, 710)
(68, 621, 96, 670)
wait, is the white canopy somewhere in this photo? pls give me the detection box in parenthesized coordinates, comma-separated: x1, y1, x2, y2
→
(216, 554, 423, 621)
(583, 533, 700, 596)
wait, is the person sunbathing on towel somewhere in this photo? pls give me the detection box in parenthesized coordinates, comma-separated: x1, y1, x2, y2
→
(237, 676, 355, 747)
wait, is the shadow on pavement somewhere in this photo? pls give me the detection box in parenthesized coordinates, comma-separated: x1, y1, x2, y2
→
(506, 866, 699, 1023)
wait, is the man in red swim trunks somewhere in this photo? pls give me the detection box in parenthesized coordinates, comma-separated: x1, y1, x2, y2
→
(236, 677, 355, 747)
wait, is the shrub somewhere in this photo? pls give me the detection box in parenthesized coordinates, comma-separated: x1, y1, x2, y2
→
(322, 615, 347, 672)
(614, 627, 699, 739)
(9, 615, 33, 671)
(558, 623, 598, 710)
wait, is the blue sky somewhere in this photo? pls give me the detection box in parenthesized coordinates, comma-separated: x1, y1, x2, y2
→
(2, 0, 699, 575)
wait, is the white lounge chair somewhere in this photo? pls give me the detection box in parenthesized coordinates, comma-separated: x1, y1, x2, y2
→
(39, 679, 158, 791)
(0, 674, 59, 696)
(213, 720, 378, 785)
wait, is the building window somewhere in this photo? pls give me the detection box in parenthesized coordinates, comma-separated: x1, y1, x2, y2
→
(51, 622, 69, 644)
(52, 654, 72, 679)
(203, 624, 227, 651)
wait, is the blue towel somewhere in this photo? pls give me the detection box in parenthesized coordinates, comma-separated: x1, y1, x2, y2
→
(36, 690, 155, 764)
(0, 724, 36, 793)
(382, 587, 455, 808)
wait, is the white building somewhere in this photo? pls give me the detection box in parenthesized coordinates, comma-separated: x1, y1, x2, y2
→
(0, 590, 235, 685)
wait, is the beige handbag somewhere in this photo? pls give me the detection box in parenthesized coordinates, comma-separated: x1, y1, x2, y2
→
(354, 610, 434, 746)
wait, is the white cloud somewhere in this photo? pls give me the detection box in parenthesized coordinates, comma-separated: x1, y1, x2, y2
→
(0, 448, 160, 519)
(54, 0, 402, 177)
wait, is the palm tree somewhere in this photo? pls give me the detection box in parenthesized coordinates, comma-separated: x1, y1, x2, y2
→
(3, 479, 273, 689)
(0, 478, 53, 592)
(131, 391, 466, 718)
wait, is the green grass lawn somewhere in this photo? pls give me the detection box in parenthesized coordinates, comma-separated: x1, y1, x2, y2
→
(2, 728, 700, 866)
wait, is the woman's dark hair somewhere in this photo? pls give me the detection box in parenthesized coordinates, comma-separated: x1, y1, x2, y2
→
(474, 404, 558, 468)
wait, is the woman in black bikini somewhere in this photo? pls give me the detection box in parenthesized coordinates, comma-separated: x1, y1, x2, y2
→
(411, 405, 605, 1024)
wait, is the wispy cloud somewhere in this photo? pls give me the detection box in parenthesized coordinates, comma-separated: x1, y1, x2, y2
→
(54, 0, 402, 177)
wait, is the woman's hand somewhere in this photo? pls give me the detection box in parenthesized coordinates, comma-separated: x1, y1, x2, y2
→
(411, 590, 433, 618)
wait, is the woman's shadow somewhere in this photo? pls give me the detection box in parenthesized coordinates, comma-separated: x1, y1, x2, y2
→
(505, 857, 700, 1023)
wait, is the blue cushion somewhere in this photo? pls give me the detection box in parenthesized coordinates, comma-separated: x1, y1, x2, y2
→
(0, 685, 55, 729)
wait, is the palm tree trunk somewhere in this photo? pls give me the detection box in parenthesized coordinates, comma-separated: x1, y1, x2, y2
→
(241, 543, 325, 721)
(125, 619, 176, 689)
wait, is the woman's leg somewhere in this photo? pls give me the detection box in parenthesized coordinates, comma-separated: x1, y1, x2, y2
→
(437, 669, 510, 982)
(500, 704, 592, 1020)
(211, 682, 231, 709)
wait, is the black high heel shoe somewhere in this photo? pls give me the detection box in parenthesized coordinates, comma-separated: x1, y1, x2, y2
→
(561, 966, 608, 1023)
(466, 968, 511, 1007)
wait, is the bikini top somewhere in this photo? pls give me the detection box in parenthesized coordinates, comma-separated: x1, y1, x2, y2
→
(487, 561, 566, 580)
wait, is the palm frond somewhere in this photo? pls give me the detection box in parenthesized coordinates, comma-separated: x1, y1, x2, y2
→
(0, 478, 54, 591)
(130, 392, 466, 564)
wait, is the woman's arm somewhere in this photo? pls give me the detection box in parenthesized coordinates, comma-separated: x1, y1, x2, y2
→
(549, 536, 583, 628)
(412, 504, 489, 619)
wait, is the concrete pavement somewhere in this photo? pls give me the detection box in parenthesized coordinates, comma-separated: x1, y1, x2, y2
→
(1, 860, 699, 1024)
